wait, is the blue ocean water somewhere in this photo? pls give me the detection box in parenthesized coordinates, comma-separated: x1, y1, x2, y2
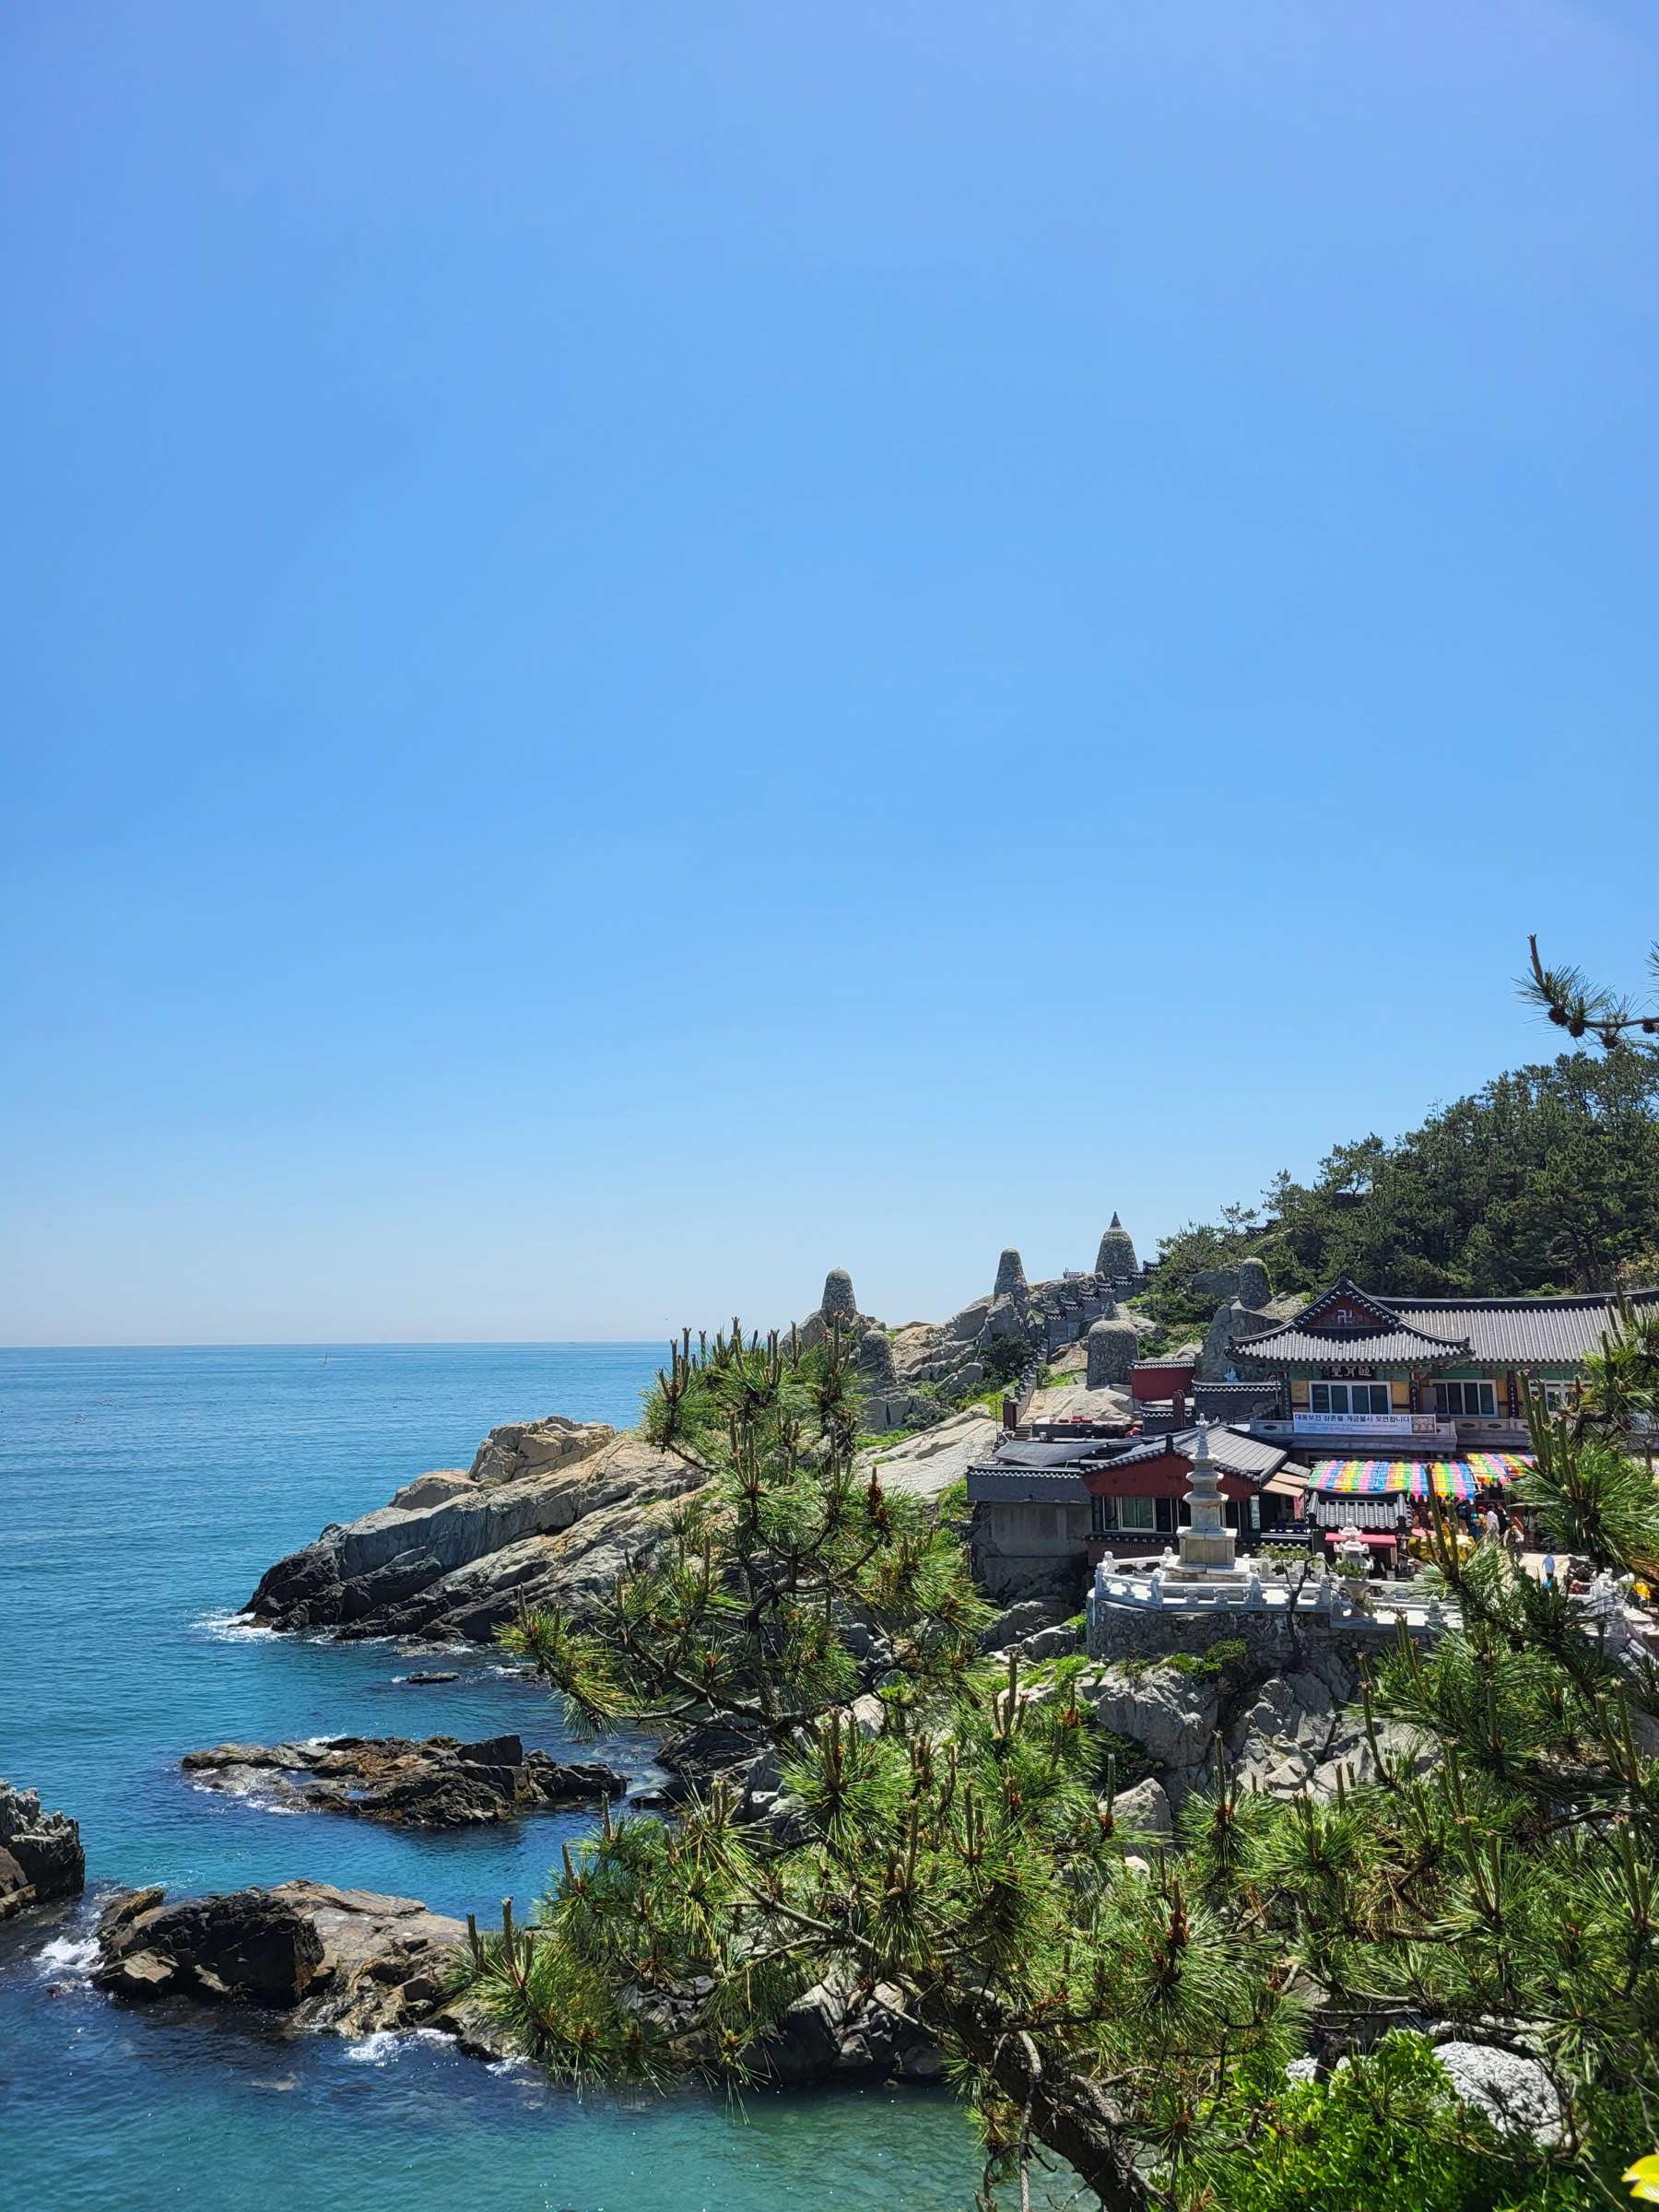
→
(0, 1345, 990, 2210)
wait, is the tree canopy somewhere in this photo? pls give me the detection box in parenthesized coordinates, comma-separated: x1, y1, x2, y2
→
(1146, 1051, 1659, 1329)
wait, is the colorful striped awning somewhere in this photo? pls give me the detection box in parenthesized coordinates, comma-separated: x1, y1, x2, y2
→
(1311, 1454, 1533, 1500)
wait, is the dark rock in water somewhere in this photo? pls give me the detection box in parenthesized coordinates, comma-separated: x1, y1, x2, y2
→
(95, 1888, 324, 2006)
(91, 1880, 488, 2041)
(399, 1670, 460, 1684)
(181, 1734, 627, 1828)
(0, 1781, 86, 1923)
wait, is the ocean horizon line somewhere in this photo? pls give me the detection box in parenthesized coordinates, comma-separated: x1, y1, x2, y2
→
(0, 1337, 674, 1355)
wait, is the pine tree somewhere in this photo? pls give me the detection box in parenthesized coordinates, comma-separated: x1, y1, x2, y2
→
(460, 1322, 1659, 2209)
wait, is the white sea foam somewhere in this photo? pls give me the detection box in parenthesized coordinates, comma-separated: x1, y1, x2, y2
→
(186, 1772, 306, 1816)
(190, 1610, 277, 1643)
(36, 1936, 100, 1980)
(343, 2028, 453, 2065)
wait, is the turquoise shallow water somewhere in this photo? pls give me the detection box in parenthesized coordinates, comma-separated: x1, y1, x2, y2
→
(0, 1344, 990, 2210)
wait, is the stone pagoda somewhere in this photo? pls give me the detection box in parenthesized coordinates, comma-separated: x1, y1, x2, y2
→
(1162, 1418, 1249, 1589)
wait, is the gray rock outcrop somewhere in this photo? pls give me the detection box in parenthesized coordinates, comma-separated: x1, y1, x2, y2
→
(993, 1248, 1029, 1302)
(1094, 1665, 1221, 1804)
(755, 1965, 940, 2083)
(91, 1881, 477, 2041)
(819, 1268, 858, 1324)
(1086, 1313, 1139, 1388)
(856, 1327, 897, 1388)
(181, 1734, 626, 1828)
(1196, 1287, 1304, 1382)
(1434, 2041, 1565, 2147)
(88, 1877, 935, 2084)
(242, 1427, 706, 1643)
(0, 1782, 85, 1923)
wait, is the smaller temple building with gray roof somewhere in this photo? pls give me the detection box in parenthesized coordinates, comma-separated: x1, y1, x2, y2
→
(966, 1420, 1306, 1602)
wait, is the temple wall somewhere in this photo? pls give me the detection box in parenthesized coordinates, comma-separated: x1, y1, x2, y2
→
(1088, 1593, 1440, 1665)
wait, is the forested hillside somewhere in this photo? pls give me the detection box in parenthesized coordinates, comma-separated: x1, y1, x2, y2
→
(1150, 1051, 1659, 1325)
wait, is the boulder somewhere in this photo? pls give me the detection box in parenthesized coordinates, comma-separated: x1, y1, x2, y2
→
(468, 1416, 605, 1487)
(1085, 1315, 1139, 1389)
(947, 1298, 993, 1344)
(0, 1782, 85, 1923)
(181, 1734, 626, 1828)
(1196, 1290, 1304, 1382)
(755, 1964, 939, 2084)
(1435, 2041, 1565, 2147)
(1108, 1777, 1174, 1839)
(1093, 1664, 1220, 1802)
(993, 1248, 1029, 1302)
(1015, 1622, 1082, 1661)
(981, 1598, 1069, 1653)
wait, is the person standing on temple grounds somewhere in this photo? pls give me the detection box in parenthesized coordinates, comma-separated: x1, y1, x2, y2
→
(1483, 1500, 1501, 1543)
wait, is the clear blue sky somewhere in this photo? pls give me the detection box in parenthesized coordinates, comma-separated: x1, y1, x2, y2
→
(4, 1, 1655, 1346)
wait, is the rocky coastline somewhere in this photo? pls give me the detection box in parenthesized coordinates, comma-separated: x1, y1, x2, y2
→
(242, 1420, 706, 1642)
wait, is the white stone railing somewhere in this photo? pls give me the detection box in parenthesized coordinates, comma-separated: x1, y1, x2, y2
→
(1088, 1558, 1457, 1635)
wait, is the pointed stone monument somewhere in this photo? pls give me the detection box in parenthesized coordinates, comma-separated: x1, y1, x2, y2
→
(1094, 1212, 1139, 1280)
(1165, 1419, 1249, 1588)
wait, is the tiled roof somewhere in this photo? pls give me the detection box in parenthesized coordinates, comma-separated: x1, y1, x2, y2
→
(1090, 1425, 1288, 1481)
(1390, 1292, 1659, 1365)
(982, 1440, 1103, 1467)
(966, 1467, 1091, 1502)
(1230, 1280, 1659, 1370)
(1230, 1324, 1463, 1365)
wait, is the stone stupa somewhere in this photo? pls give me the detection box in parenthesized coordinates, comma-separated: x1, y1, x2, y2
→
(1163, 1420, 1248, 1589)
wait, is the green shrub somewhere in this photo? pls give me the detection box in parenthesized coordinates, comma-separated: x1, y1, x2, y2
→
(1213, 2032, 1584, 2212)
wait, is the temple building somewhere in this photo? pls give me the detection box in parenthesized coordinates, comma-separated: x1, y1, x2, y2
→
(1225, 1275, 1659, 1567)
(1226, 1276, 1659, 1453)
(966, 1420, 1304, 1600)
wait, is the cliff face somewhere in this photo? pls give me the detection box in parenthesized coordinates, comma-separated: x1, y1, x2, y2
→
(242, 1419, 706, 1643)
(0, 1783, 85, 1922)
